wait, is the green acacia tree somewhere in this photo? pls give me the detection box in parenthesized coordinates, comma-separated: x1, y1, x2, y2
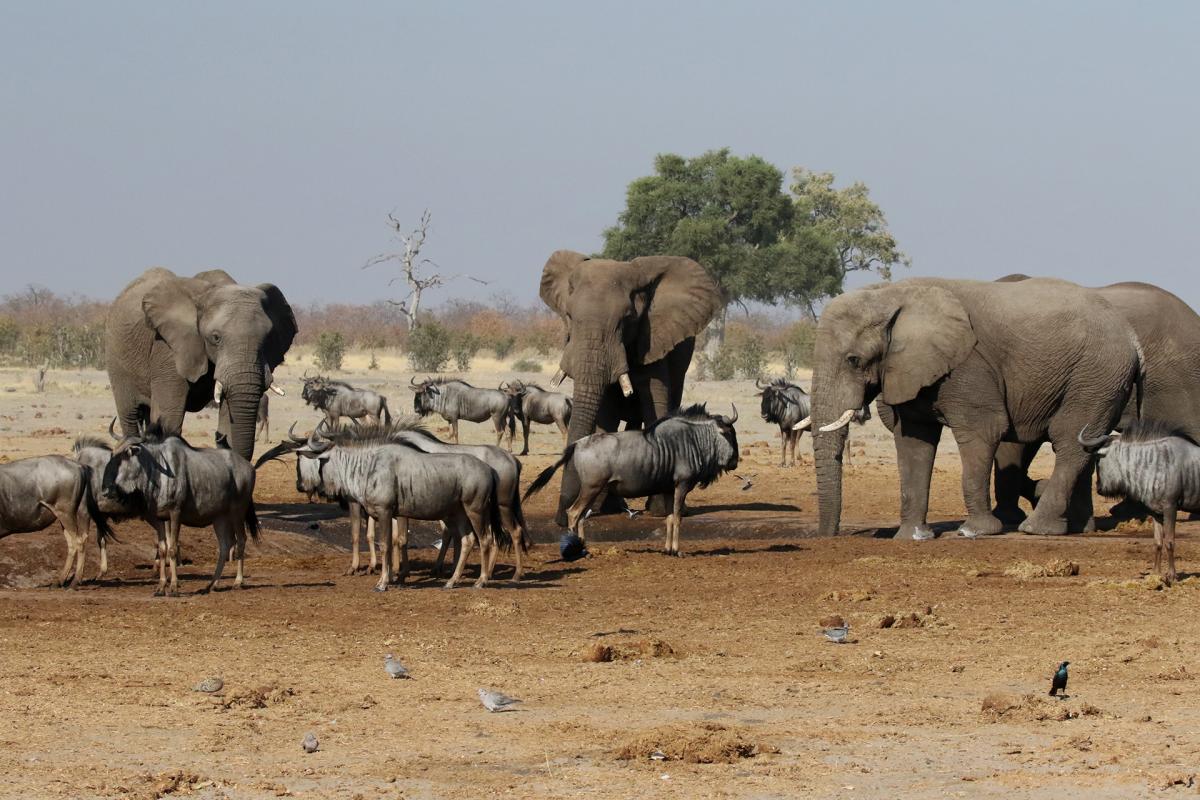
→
(601, 149, 840, 350)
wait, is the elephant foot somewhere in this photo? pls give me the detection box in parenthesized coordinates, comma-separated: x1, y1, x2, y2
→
(1018, 515, 1070, 535)
(992, 504, 1027, 527)
(898, 523, 936, 542)
(958, 514, 1004, 539)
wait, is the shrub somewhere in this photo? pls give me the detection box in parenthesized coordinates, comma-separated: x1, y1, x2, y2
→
(511, 357, 543, 373)
(492, 335, 516, 359)
(452, 332, 481, 371)
(407, 320, 453, 372)
(314, 331, 346, 371)
(694, 349, 736, 381)
(780, 321, 817, 377)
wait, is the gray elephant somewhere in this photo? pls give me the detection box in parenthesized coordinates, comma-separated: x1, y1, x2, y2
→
(106, 268, 296, 461)
(810, 277, 1140, 540)
(539, 250, 722, 526)
(993, 278, 1200, 529)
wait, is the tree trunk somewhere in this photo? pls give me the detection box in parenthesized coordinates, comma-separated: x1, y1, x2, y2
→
(702, 305, 728, 360)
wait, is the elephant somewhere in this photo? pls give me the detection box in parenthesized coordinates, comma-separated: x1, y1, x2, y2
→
(105, 268, 296, 462)
(992, 278, 1200, 529)
(539, 250, 722, 527)
(810, 277, 1140, 540)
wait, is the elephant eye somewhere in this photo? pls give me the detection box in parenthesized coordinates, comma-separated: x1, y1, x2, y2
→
(846, 355, 862, 369)
(210, 332, 222, 345)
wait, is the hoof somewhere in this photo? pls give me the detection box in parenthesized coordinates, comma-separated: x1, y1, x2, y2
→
(442, 581, 457, 590)
(373, 584, 389, 593)
(196, 586, 213, 595)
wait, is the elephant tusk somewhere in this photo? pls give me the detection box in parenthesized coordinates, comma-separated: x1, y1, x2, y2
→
(214, 381, 224, 405)
(618, 374, 634, 397)
(792, 416, 812, 431)
(819, 409, 857, 432)
(269, 383, 285, 396)
(551, 369, 566, 388)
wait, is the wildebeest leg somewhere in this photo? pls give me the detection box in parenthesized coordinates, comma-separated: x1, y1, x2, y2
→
(391, 518, 409, 585)
(502, 507, 524, 582)
(778, 426, 787, 466)
(493, 415, 505, 449)
(150, 518, 168, 596)
(347, 503, 363, 576)
(452, 419, 460, 444)
(165, 514, 182, 596)
(56, 519, 78, 588)
(566, 485, 602, 545)
(373, 512, 393, 592)
(366, 514, 379, 574)
(667, 484, 689, 556)
(203, 518, 233, 594)
(232, 516, 247, 588)
(96, 530, 108, 582)
(1163, 504, 1178, 585)
(467, 505, 496, 589)
(444, 513, 475, 589)
(1152, 513, 1164, 575)
(520, 416, 532, 456)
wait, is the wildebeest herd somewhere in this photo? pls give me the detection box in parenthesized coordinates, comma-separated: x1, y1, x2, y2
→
(3, 257, 1200, 594)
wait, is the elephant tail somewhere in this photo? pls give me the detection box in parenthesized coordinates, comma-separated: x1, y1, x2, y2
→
(523, 444, 575, 502)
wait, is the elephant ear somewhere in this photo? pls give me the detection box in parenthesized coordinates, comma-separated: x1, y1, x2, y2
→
(539, 250, 589, 319)
(258, 284, 297, 369)
(141, 279, 210, 383)
(629, 256, 723, 364)
(881, 286, 976, 406)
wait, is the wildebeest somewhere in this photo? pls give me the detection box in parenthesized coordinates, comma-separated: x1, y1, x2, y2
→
(101, 427, 258, 596)
(1081, 420, 1200, 584)
(757, 378, 811, 467)
(525, 404, 740, 556)
(289, 425, 506, 590)
(303, 376, 392, 428)
(411, 377, 514, 448)
(73, 432, 144, 581)
(0, 454, 114, 588)
(501, 380, 572, 456)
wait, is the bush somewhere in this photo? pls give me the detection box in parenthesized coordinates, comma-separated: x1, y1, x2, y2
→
(452, 332, 481, 371)
(314, 331, 346, 371)
(407, 320, 453, 372)
(511, 357, 543, 373)
(780, 321, 817, 377)
(492, 335, 516, 359)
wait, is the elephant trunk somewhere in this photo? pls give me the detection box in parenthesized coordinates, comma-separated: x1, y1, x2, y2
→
(222, 365, 266, 461)
(555, 379, 602, 526)
(812, 360, 858, 537)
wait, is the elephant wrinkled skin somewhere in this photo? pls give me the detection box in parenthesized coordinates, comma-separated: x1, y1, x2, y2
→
(539, 250, 721, 527)
(810, 277, 1140, 540)
(106, 268, 296, 462)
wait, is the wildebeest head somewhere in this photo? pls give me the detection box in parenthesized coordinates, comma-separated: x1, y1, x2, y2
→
(410, 376, 440, 415)
(711, 404, 741, 473)
(756, 378, 806, 425)
(291, 425, 337, 498)
(500, 380, 526, 415)
(100, 427, 172, 502)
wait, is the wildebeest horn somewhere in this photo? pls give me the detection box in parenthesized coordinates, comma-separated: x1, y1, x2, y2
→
(409, 375, 419, 387)
(287, 421, 307, 444)
(755, 378, 767, 390)
(499, 381, 509, 391)
(108, 417, 120, 441)
(1077, 426, 1113, 450)
(728, 403, 738, 424)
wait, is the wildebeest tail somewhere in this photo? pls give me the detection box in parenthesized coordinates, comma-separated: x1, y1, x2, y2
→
(522, 443, 575, 501)
(246, 503, 260, 540)
(563, 397, 573, 426)
(81, 467, 119, 545)
(488, 479, 513, 552)
(511, 459, 530, 552)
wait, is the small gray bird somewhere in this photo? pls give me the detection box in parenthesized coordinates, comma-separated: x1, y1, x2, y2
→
(384, 654, 409, 679)
(478, 687, 522, 712)
(822, 624, 850, 644)
(193, 676, 223, 693)
(302, 732, 319, 753)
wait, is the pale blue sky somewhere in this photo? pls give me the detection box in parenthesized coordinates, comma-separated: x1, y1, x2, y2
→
(2, 2, 1197, 307)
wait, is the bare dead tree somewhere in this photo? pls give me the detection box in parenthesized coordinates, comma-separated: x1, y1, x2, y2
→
(362, 210, 486, 331)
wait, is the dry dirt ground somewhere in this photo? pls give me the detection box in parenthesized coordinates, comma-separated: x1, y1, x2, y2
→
(1, 361, 1198, 798)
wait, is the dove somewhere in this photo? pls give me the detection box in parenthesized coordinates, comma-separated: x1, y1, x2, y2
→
(193, 677, 223, 693)
(822, 624, 850, 644)
(384, 654, 409, 679)
(1049, 661, 1069, 697)
(302, 732, 319, 753)
(478, 687, 522, 712)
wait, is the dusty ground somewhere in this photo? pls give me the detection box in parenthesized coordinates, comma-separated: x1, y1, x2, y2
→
(0, 360, 1197, 798)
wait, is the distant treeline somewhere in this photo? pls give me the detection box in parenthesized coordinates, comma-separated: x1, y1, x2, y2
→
(0, 286, 817, 378)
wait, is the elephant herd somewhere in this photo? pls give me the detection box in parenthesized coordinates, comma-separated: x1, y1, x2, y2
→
(4, 255, 1196, 590)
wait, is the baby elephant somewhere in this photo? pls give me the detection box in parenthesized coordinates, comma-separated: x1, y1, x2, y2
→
(525, 404, 739, 556)
(1081, 420, 1199, 584)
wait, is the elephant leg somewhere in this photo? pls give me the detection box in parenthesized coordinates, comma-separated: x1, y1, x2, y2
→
(637, 369, 673, 517)
(1019, 437, 1090, 535)
(954, 433, 1003, 538)
(993, 441, 1034, 526)
(1067, 464, 1096, 533)
(586, 390, 631, 519)
(893, 414, 942, 541)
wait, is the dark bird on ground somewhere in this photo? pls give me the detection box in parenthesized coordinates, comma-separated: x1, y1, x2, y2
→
(560, 532, 588, 562)
(1049, 661, 1069, 697)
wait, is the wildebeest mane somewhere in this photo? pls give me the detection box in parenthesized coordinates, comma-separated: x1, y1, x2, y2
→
(1119, 419, 1198, 446)
(73, 435, 112, 452)
(645, 403, 714, 436)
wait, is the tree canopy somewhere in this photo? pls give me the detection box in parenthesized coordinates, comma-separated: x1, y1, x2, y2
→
(601, 149, 907, 316)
